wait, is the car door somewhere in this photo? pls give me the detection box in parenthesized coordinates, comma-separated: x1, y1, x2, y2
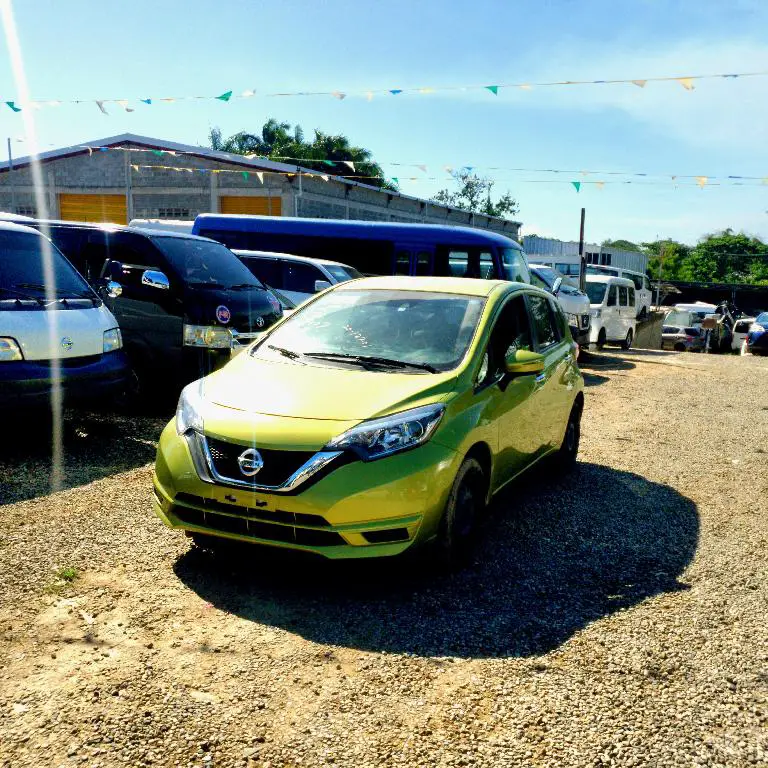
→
(525, 292, 573, 448)
(281, 260, 327, 305)
(604, 283, 619, 339)
(476, 294, 543, 488)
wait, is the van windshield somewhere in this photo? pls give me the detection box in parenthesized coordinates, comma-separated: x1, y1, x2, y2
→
(585, 282, 607, 304)
(152, 236, 262, 288)
(501, 247, 531, 283)
(0, 230, 93, 299)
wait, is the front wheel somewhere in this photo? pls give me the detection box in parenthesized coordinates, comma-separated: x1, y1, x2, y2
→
(621, 329, 634, 350)
(596, 328, 607, 350)
(434, 457, 486, 570)
(553, 400, 582, 472)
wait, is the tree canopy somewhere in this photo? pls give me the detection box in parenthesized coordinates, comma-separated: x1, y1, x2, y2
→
(209, 119, 393, 189)
(432, 169, 519, 219)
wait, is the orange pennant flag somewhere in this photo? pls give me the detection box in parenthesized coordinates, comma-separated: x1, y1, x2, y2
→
(631, 80, 647, 88)
(677, 78, 695, 91)
(696, 176, 708, 188)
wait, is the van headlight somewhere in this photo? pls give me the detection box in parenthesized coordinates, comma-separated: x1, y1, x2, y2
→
(176, 380, 206, 435)
(590, 308, 602, 318)
(103, 328, 122, 353)
(325, 403, 445, 461)
(0, 337, 23, 361)
(183, 324, 233, 349)
(566, 313, 579, 327)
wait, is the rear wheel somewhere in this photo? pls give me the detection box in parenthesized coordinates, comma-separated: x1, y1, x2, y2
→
(621, 329, 634, 350)
(434, 458, 486, 569)
(553, 400, 582, 472)
(674, 342, 686, 352)
(596, 328, 607, 350)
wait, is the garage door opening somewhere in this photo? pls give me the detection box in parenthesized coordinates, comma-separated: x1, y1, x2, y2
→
(220, 196, 282, 216)
(59, 194, 128, 225)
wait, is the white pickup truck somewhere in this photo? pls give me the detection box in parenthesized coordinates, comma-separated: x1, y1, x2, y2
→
(529, 264, 591, 348)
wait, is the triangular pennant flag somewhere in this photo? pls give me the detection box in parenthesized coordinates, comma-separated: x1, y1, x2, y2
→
(160, 97, 176, 103)
(117, 100, 134, 112)
(677, 78, 695, 91)
(581, 170, 589, 176)
(365, 91, 374, 102)
(485, 85, 499, 95)
(131, 164, 140, 172)
(416, 164, 428, 173)
(463, 166, 475, 173)
(152, 150, 165, 157)
(519, 84, 532, 91)
(86, 147, 93, 156)
(256, 172, 264, 184)
(571, 181, 581, 192)
(141, 98, 152, 105)
(418, 87, 434, 94)
(216, 90, 233, 102)
(241, 90, 255, 97)
(322, 160, 335, 167)
(320, 174, 329, 182)
(631, 80, 647, 88)
(331, 91, 347, 100)
(671, 175, 677, 182)
(342, 160, 355, 172)
(5, 101, 21, 112)
(242, 172, 249, 180)
(389, 89, 403, 95)
(392, 176, 399, 184)
(595, 181, 605, 190)
(444, 165, 454, 174)
(696, 176, 708, 188)
(95, 100, 109, 115)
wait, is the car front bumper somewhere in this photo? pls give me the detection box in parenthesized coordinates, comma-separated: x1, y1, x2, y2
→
(152, 421, 462, 559)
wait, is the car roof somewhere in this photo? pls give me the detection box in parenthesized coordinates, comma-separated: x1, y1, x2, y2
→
(333, 275, 522, 297)
(0, 220, 45, 235)
(31, 219, 216, 243)
(233, 249, 354, 269)
(585, 274, 634, 286)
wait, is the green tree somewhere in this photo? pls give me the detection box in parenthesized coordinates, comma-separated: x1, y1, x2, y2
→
(209, 120, 392, 189)
(602, 238, 642, 252)
(680, 229, 768, 283)
(432, 169, 519, 219)
(642, 239, 691, 281)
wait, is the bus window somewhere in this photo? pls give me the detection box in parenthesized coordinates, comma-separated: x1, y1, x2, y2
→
(395, 250, 410, 275)
(415, 251, 432, 276)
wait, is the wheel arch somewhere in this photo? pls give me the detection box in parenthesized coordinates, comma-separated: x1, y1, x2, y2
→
(463, 441, 493, 502)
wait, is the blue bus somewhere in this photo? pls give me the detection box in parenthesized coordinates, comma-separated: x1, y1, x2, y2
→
(192, 215, 530, 284)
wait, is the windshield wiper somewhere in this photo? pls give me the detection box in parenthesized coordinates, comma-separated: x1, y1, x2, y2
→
(302, 352, 438, 373)
(267, 344, 301, 360)
(13, 283, 96, 302)
(187, 281, 226, 289)
(0, 286, 45, 304)
(228, 283, 261, 290)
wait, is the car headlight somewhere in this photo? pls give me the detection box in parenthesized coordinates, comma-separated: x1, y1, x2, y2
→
(590, 308, 602, 318)
(0, 337, 23, 362)
(751, 323, 765, 333)
(176, 379, 206, 435)
(566, 313, 579, 326)
(183, 324, 233, 349)
(103, 328, 122, 353)
(324, 403, 445, 461)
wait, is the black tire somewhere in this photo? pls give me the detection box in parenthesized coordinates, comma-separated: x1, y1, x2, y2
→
(638, 307, 648, 321)
(596, 328, 607, 350)
(434, 457, 486, 569)
(553, 400, 582, 471)
(621, 329, 634, 350)
(674, 342, 686, 352)
(113, 365, 143, 411)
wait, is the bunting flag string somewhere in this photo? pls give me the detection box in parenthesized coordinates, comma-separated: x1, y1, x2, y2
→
(78, 145, 768, 183)
(3, 69, 768, 112)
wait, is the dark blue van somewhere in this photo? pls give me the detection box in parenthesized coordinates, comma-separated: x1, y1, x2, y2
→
(192, 215, 530, 285)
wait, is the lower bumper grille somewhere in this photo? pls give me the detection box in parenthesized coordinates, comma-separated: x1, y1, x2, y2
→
(580, 314, 591, 329)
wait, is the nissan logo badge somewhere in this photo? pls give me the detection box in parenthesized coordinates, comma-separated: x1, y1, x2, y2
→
(237, 448, 264, 477)
(216, 305, 231, 324)
(61, 336, 73, 351)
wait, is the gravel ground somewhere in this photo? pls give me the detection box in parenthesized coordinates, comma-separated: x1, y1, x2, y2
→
(1, 349, 766, 768)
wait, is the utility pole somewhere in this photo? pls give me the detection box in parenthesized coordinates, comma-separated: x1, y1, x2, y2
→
(7, 137, 16, 212)
(578, 207, 586, 292)
(655, 242, 665, 308)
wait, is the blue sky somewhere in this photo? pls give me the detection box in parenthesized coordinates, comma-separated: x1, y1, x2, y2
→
(2, 0, 767, 244)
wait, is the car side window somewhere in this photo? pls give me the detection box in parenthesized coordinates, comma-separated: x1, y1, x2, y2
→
(107, 233, 165, 289)
(283, 261, 325, 293)
(477, 296, 533, 387)
(243, 257, 282, 289)
(551, 298, 570, 340)
(607, 286, 617, 306)
(527, 294, 560, 349)
(628, 286, 635, 306)
(619, 286, 629, 306)
(530, 272, 550, 292)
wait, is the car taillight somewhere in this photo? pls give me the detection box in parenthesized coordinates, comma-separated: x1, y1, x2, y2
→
(686, 336, 693, 341)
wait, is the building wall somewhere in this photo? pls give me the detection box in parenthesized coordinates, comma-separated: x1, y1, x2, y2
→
(523, 235, 649, 274)
(0, 143, 521, 239)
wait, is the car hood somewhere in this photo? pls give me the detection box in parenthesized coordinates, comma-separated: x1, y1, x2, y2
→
(183, 285, 281, 332)
(201, 353, 459, 422)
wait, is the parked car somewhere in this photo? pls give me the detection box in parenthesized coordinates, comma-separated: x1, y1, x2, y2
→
(585, 275, 637, 350)
(661, 325, 704, 352)
(744, 312, 768, 356)
(153, 276, 584, 565)
(586, 265, 653, 319)
(732, 317, 756, 352)
(665, 302, 717, 330)
(529, 263, 590, 348)
(0, 222, 127, 407)
(234, 250, 362, 306)
(25, 221, 283, 398)
(128, 219, 194, 234)
(192, 215, 532, 283)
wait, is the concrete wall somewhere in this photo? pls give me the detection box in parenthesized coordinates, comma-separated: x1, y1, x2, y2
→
(634, 311, 664, 350)
(0, 143, 521, 239)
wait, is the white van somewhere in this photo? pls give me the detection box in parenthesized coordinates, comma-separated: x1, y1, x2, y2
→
(586, 275, 638, 350)
(0, 222, 128, 407)
(233, 250, 363, 306)
(529, 264, 591, 347)
(587, 265, 653, 319)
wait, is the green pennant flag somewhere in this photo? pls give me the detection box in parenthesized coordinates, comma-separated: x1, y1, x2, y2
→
(392, 176, 399, 184)
(152, 150, 165, 157)
(571, 181, 581, 192)
(216, 90, 233, 102)
(323, 160, 335, 166)
(5, 101, 21, 113)
(485, 85, 499, 95)
(242, 172, 249, 180)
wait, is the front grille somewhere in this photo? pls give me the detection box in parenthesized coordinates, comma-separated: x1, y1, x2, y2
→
(173, 503, 345, 547)
(206, 437, 314, 487)
(580, 314, 591, 329)
(175, 492, 329, 527)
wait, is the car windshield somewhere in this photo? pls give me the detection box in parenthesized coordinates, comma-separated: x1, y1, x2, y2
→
(253, 289, 485, 372)
(662, 326, 681, 334)
(585, 282, 607, 304)
(152, 236, 262, 288)
(684, 327, 700, 336)
(322, 263, 363, 283)
(755, 312, 768, 325)
(0, 230, 93, 299)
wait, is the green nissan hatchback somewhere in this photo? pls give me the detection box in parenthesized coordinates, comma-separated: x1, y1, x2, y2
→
(153, 276, 584, 565)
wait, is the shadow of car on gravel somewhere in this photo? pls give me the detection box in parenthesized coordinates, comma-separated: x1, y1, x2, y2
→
(0, 407, 169, 506)
(173, 462, 699, 659)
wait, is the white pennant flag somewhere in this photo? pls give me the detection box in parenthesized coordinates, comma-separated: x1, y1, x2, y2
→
(95, 100, 109, 115)
(256, 171, 264, 184)
(320, 174, 329, 182)
(117, 100, 134, 113)
(343, 160, 355, 172)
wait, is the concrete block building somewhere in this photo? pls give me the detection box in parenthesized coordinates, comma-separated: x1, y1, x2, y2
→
(0, 134, 521, 239)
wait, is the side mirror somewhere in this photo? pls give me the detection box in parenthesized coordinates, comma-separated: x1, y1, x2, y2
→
(314, 279, 332, 293)
(141, 270, 170, 291)
(552, 277, 563, 295)
(504, 348, 545, 375)
(106, 280, 122, 298)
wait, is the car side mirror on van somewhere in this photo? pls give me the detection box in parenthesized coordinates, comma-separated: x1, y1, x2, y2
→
(106, 280, 122, 298)
(141, 270, 170, 291)
(314, 279, 332, 293)
(552, 277, 563, 295)
(504, 348, 545, 375)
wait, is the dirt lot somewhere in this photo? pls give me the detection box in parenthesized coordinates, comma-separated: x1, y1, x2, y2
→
(1, 350, 767, 768)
